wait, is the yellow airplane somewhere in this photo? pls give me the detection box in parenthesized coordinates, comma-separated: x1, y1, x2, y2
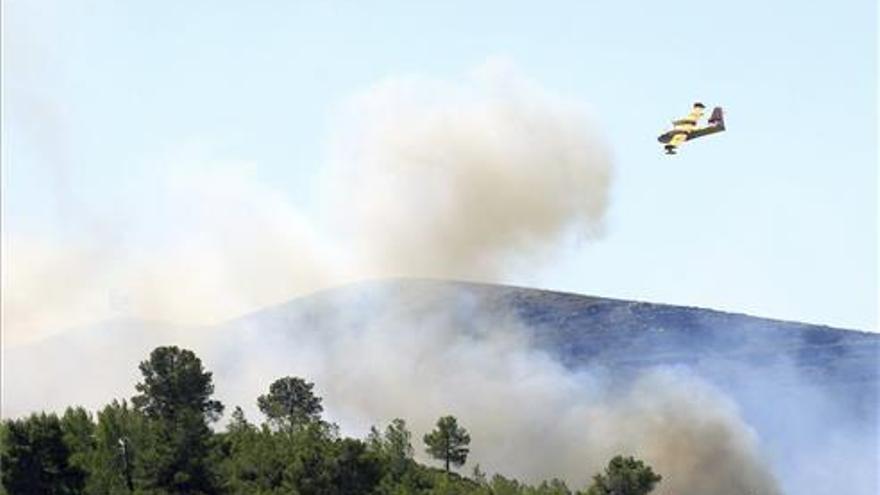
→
(657, 102, 725, 155)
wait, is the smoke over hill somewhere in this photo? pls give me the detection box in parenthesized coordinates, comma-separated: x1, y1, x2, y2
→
(3, 63, 612, 343)
(7, 280, 877, 495)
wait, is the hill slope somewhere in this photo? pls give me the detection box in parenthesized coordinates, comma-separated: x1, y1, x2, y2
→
(226, 278, 877, 402)
(5, 279, 878, 495)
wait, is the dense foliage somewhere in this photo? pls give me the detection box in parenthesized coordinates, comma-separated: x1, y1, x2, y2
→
(1, 346, 661, 495)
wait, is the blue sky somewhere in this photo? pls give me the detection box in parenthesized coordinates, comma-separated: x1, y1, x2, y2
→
(3, 0, 877, 332)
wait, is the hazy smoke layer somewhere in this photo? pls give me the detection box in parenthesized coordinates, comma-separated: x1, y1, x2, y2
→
(3, 165, 336, 343)
(3, 64, 611, 344)
(328, 64, 611, 279)
(217, 286, 780, 495)
(8, 280, 875, 493)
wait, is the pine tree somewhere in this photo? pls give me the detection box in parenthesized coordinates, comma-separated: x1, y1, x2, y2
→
(131, 346, 224, 494)
(585, 455, 661, 495)
(257, 376, 324, 431)
(423, 415, 470, 474)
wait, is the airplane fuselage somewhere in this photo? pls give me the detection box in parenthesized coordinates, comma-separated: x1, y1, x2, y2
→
(657, 130, 689, 144)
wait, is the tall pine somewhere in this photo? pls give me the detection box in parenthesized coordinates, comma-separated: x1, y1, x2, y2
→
(423, 415, 470, 474)
(131, 346, 224, 494)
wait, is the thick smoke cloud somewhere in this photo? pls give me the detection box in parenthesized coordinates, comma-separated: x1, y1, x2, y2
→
(212, 285, 780, 495)
(3, 63, 612, 343)
(327, 63, 611, 279)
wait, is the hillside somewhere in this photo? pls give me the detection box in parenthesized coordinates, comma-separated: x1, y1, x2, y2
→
(4, 279, 878, 495)
(225, 278, 878, 404)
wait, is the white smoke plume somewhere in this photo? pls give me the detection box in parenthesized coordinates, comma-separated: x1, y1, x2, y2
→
(211, 285, 781, 495)
(3, 62, 612, 343)
(326, 62, 611, 279)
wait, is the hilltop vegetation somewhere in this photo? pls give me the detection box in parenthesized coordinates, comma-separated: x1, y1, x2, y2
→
(1, 345, 661, 495)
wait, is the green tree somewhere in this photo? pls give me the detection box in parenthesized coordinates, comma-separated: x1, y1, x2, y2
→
(533, 478, 573, 495)
(329, 437, 384, 494)
(88, 400, 147, 494)
(226, 406, 253, 435)
(369, 419, 414, 475)
(132, 346, 223, 422)
(383, 418, 414, 476)
(585, 455, 661, 495)
(131, 346, 224, 494)
(424, 415, 470, 474)
(218, 422, 283, 493)
(60, 407, 96, 487)
(1, 412, 87, 494)
(257, 376, 324, 431)
(489, 474, 522, 495)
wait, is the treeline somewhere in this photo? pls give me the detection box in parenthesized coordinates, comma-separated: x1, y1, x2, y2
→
(0, 346, 661, 495)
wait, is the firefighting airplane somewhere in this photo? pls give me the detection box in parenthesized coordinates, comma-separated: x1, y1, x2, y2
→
(657, 102, 725, 155)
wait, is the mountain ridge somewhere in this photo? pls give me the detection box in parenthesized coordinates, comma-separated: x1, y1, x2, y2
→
(247, 277, 869, 334)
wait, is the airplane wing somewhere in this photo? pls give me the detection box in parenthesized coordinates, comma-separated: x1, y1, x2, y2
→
(672, 104, 705, 130)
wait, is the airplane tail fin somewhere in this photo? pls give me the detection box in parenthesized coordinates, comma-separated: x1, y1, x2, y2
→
(708, 107, 725, 128)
